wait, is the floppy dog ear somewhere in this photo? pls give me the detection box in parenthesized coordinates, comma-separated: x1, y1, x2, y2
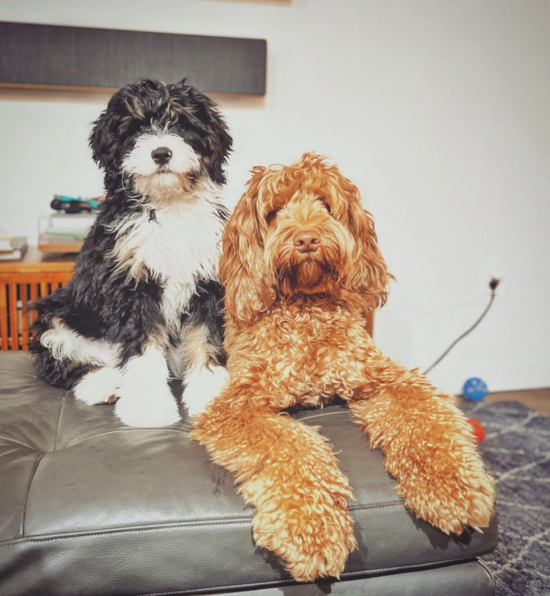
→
(344, 183, 391, 309)
(90, 82, 156, 182)
(89, 105, 122, 181)
(220, 167, 275, 322)
(200, 103, 232, 185)
(174, 81, 233, 185)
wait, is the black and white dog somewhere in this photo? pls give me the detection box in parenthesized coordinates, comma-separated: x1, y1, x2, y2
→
(32, 79, 232, 427)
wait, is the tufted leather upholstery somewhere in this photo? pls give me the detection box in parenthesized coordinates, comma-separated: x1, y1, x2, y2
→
(0, 353, 496, 595)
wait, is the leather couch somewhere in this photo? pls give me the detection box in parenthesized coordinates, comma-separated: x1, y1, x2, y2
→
(0, 353, 497, 595)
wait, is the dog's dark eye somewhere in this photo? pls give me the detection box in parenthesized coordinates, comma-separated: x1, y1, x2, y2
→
(266, 208, 281, 225)
(317, 198, 331, 214)
(120, 118, 145, 137)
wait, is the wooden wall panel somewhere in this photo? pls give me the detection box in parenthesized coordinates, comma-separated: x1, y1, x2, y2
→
(0, 21, 266, 95)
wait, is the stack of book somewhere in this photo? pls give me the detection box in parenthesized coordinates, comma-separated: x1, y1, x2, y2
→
(39, 212, 97, 253)
(0, 236, 28, 261)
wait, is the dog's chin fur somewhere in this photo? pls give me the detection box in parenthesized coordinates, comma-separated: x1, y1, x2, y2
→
(292, 259, 326, 288)
(278, 257, 338, 296)
(132, 170, 200, 205)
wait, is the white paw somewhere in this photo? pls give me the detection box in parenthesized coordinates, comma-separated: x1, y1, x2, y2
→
(115, 384, 181, 428)
(113, 345, 182, 427)
(74, 367, 122, 406)
(183, 365, 228, 417)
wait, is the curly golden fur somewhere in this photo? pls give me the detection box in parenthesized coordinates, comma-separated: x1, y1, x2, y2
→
(191, 153, 495, 582)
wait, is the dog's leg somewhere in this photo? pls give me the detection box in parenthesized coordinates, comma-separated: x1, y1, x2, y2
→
(114, 342, 181, 428)
(183, 364, 228, 418)
(191, 385, 357, 582)
(36, 316, 117, 391)
(346, 349, 495, 535)
(175, 323, 227, 417)
(173, 278, 227, 417)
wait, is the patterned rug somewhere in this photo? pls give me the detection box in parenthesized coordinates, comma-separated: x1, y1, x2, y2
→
(460, 400, 550, 596)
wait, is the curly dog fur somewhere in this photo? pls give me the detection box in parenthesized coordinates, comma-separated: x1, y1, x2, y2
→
(192, 153, 496, 582)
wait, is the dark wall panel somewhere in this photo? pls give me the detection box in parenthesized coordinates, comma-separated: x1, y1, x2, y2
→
(0, 21, 266, 95)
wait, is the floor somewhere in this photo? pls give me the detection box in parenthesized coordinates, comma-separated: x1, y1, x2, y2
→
(459, 387, 550, 415)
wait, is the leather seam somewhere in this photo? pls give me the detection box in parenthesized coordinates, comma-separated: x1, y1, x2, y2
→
(132, 558, 484, 596)
(339, 557, 479, 577)
(0, 367, 39, 379)
(0, 436, 35, 451)
(135, 578, 295, 596)
(2, 502, 408, 547)
(66, 427, 190, 448)
(476, 557, 496, 588)
(350, 502, 402, 511)
(21, 453, 46, 538)
(53, 390, 70, 451)
(1, 520, 253, 548)
(299, 410, 349, 421)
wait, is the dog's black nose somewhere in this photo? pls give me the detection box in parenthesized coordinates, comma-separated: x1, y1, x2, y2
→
(294, 231, 321, 253)
(151, 147, 173, 165)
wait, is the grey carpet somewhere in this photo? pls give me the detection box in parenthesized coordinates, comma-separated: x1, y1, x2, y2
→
(460, 400, 550, 596)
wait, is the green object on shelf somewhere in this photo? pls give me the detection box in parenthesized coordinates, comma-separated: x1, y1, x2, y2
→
(44, 229, 89, 238)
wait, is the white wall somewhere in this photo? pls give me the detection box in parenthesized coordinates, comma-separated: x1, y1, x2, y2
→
(1, 0, 549, 394)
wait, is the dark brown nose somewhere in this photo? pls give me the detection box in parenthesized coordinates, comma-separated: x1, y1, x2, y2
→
(293, 231, 320, 253)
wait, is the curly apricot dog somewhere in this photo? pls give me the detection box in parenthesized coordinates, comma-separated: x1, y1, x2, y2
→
(192, 153, 495, 582)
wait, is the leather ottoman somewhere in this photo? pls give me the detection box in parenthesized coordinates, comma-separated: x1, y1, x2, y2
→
(0, 353, 497, 595)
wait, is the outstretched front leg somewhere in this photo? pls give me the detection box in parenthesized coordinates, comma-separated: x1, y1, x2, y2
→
(191, 383, 357, 582)
(345, 344, 495, 535)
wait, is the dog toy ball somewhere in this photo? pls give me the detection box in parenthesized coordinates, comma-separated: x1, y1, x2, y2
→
(467, 418, 486, 442)
(462, 377, 488, 401)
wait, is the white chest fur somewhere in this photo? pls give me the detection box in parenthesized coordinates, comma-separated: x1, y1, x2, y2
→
(111, 184, 224, 337)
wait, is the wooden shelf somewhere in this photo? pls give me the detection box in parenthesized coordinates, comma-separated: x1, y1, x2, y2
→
(0, 248, 75, 351)
(0, 247, 76, 274)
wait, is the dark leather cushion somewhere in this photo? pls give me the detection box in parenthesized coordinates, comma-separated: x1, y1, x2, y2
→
(0, 353, 497, 596)
(210, 561, 495, 596)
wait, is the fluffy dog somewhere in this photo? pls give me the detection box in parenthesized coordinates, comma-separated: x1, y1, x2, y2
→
(32, 79, 232, 427)
(192, 153, 496, 581)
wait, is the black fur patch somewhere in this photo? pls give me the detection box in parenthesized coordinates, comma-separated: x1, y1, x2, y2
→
(185, 278, 227, 367)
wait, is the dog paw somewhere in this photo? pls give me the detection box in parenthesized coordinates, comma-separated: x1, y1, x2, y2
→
(249, 472, 356, 582)
(183, 365, 228, 417)
(115, 384, 181, 428)
(74, 367, 122, 405)
(397, 457, 496, 535)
